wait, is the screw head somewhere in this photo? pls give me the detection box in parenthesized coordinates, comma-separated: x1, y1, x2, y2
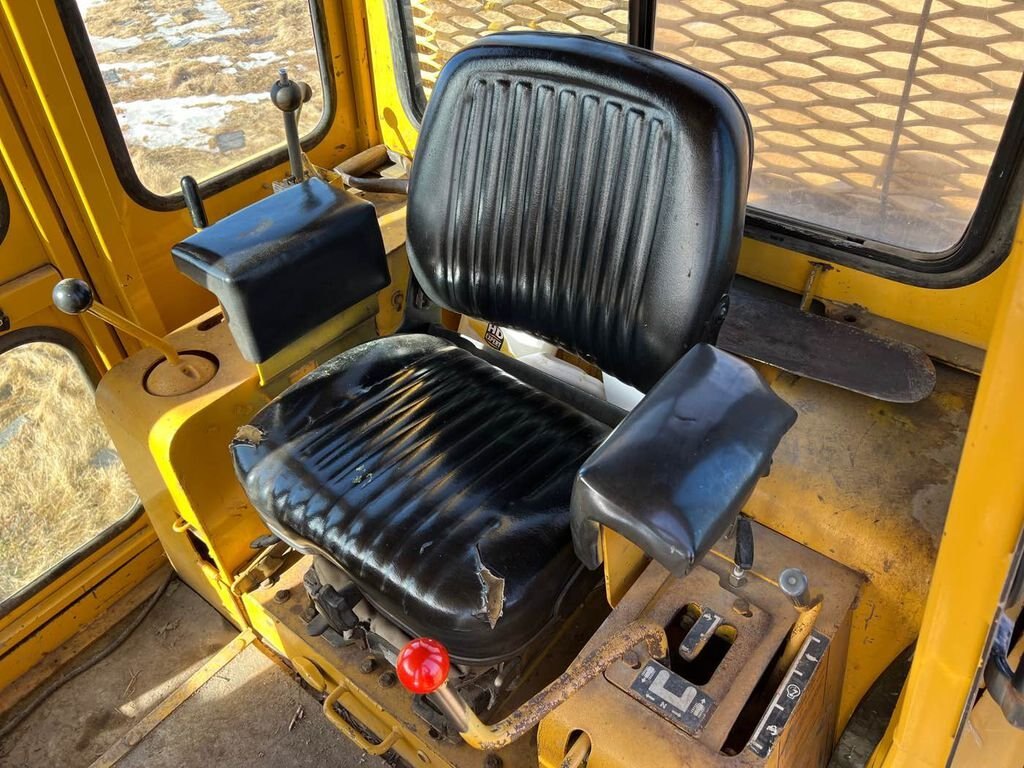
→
(359, 657, 377, 674)
(378, 670, 397, 689)
(484, 755, 502, 768)
(273, 588, 291, 604)
(623, 650, 641, 669)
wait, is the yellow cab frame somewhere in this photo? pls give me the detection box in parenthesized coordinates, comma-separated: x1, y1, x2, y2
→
(0, 1, 1021, 767)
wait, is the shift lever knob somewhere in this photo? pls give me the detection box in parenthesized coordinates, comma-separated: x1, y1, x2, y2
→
(52, 278, 216, 396)
(53, 278, 95, 315)
(397, 638, 450, 694)
(53, 278, 182, 366)
(779, 567, 813, 610)
(270, 68, 312, 183)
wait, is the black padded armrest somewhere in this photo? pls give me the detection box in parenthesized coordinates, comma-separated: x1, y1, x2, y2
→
(172, 179, 389, 363)
(570, 344, 796, 577)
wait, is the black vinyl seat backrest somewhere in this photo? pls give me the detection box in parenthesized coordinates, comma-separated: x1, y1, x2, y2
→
(406, 32, 753, 392)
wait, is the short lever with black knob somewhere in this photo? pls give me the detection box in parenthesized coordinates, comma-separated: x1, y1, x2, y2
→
(729, 515, 755, 588)
(270, 68, 312, 183)
(52, 278, 216, 396)
(53, 278, 183, 366)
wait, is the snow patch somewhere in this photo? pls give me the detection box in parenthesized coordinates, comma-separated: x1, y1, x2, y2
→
(114, 93, 265, 150)
(89, 35, 144, 54)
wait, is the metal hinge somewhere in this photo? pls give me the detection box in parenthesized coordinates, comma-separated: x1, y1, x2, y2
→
(983, 610, 1024, 728)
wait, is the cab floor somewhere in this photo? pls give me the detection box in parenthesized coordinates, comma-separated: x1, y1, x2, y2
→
(0, 577, 384, 767)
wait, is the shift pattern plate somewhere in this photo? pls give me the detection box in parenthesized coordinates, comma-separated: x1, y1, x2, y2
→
(629, 660, 716, 736)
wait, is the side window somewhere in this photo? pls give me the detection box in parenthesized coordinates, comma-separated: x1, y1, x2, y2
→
(0, 340, 138, 603)
(405, 0, 629, 98)
(71, 0, 327, 195)
(653, 1, 1024, 255)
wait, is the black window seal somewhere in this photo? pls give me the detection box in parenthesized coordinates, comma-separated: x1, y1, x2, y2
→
(385, 0, 1024, 289)
(0, 327, 144, 618)
(55, 0, 336, 212)
(0, 180, 9, 246)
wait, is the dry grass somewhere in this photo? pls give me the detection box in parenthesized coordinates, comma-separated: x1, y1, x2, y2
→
(84, 0, 324, 194)
(0, 344, 137, 601)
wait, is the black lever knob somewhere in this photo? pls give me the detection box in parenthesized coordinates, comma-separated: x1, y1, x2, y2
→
(180, 175, 208, 229)
(729, 515, 754, 588)
(270, 68, 312, 113)
(735, 516, 754, 571)
(53, 278, 94, 315)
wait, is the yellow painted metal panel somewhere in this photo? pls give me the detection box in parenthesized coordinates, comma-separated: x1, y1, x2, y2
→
(871, 215, 1024, 767)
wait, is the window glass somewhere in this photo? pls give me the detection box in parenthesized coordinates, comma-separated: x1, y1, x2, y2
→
(406, 0, 629, 98)
(75, 0, 326, 195)
(653, 0, 1024, 253)
(0, 342, 138, 601)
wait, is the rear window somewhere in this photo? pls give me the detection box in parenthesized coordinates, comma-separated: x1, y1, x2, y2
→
(393, 0, 1024, 278)
(653, 0, 1024, 254)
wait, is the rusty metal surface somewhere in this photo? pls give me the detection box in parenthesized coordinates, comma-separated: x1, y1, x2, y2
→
(748, 362, 975, 727)
(718, 288, 936, 403)
(539, 530, 862, 767)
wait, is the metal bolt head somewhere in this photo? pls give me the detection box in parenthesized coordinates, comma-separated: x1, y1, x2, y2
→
(729, 564, 747, 589)
(378, 670, 397, 688)
(360, 657, 377, 674)
(779, 567, 812, 609)
(623, 650, 641, 669)
(273, 588, 291, 604)
(484, 754, 502, 768)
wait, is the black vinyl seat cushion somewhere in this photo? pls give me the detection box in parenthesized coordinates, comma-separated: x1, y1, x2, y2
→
(232, 334, 609, 662)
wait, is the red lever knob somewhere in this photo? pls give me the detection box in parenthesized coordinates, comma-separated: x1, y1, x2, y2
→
(396, 637, 450, 694)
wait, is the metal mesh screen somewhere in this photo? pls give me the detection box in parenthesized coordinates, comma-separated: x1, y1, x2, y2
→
(655, 0, 1024, 253)
(403, 0, 1024, 254)
(409, 0, 629, 95)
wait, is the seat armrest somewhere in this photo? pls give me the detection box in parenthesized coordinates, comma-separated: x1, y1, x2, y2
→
(570, 344, 796, 577)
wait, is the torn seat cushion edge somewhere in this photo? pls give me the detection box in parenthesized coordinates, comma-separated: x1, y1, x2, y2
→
(571, 343, 798, 578)
(231, 333, 609, 663)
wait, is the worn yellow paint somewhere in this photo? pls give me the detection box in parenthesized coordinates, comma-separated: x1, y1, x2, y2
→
(88, 630, 255, 768)
(738, 240, 1007, 349)
(0, 536, 165, 695)
(869, 205, 1024, 767)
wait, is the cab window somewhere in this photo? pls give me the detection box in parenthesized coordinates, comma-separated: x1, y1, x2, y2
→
(653, 0, 1024, 255)
(0, 339, 138, 605)
(68, 0, 328, 196)
(391, 0, 1024, 281)
(406, 0, 629, 98)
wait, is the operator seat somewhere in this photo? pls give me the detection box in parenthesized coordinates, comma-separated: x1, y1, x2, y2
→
(230, 32, 775, 664)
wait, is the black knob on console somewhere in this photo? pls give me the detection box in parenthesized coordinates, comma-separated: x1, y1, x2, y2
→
(53, 278, 94, 315)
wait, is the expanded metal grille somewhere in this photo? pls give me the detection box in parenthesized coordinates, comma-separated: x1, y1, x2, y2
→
(655, 0, 1024, 253)
(409, 0, 629, 94)
(405, 0, 1024, 254)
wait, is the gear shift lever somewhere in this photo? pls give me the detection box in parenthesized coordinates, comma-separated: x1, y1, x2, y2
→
(52, 278, 216, 395)
(270, 68, 312, 183)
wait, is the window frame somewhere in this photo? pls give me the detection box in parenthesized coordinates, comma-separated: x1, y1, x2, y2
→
(0, 327, 143, 617)
(387, 0, 1024, 288)
(55, 0, 336, 211)
(0, 180, 9, 246)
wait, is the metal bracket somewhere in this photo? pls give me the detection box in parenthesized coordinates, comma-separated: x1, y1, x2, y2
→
(983, 611, 1024, 729)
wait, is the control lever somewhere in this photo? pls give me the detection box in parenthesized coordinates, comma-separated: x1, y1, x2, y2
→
(180, 175, 208, 230)
(52, 278, 216, 396)
(729, 515, 754, 588)
(270, 68, 312, 183)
